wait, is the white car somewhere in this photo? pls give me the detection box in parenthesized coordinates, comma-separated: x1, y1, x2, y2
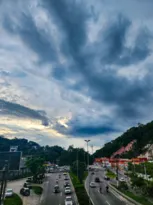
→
(65, 187, 71, 194)
(65, 196, 73, 205)
(5, 188, 13, 197)
(119, 177, 125, 182)
(90, 182, 96, 188)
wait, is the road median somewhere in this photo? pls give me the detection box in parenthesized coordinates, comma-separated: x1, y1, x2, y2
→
(70, 172, 91, 205)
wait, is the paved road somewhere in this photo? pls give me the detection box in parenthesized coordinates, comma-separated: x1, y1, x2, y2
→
(41, 173, 77, 205)
(86, 170, 133, 205)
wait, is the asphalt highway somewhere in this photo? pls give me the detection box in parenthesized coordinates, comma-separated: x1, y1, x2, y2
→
(85, 170, 133, 205)
(41, 173, 77, 205)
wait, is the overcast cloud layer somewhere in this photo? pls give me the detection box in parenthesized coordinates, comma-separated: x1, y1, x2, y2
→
(0, 0, 153, 151)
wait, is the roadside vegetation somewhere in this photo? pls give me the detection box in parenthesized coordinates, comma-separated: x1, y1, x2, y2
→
(32, 186, 43, 195)
(106, 170, 116, 179)
(116, 173, 153, 205)
(4, 193, 22, 205)
(121, 190, 153, 205)
(70, 161, 91, 205)
(70, 172, 89, 205)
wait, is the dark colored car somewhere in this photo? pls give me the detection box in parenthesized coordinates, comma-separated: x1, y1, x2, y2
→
(104, 176, 110, 181)
(20, 187, 30, 196)
(91, 172, 94, 175)
(95, 177, 100, 182)
(26, 177, 33, 183)
(64, 182, 70, 187)
(53, 185, 60, 193)
(23, 182, 32, 189)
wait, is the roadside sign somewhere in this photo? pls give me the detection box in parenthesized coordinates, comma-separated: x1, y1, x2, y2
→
(0, 151, 22, 171)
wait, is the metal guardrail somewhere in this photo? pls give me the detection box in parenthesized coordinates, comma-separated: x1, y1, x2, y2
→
(109, 184, 142, 205)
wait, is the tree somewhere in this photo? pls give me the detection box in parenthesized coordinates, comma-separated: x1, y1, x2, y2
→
(26, 157, 45, 182)
(71, 160, 86, 183)
(94, 120, 153, 158)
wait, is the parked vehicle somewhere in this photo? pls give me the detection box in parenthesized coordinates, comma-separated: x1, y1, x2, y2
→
(5, 188, 13, 197)
(26, 177, 33, 183)
(23, 182, 32, 189)
(20, 187, 30, 196)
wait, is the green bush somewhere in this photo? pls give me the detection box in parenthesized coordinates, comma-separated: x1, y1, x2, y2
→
(4, 193, 22, 205)
(32, 186, 43, 195)
(70, 172, 90, 205)
(122, 190, 153, 205)
(106, 170, 116, 179)
(119, 181, 128, 191)
(75, 186, 89, 205)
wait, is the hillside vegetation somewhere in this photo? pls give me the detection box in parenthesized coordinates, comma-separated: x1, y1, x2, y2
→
(94, 121, 153, 158)
(0, 136, 92, 165)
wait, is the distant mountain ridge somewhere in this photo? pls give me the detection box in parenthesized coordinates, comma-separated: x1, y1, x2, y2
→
(94, 121, 153, 159)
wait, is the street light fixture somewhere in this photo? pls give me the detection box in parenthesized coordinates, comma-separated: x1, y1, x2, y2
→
(85, 139, 90, 205)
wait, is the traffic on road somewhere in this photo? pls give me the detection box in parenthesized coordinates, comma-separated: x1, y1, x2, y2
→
(41, 168, 77, 205)
(85, 165, 134, 205)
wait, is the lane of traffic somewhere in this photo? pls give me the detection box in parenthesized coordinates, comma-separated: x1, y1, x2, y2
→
(41, 172, 77, 205)
(86, 170, 128, 205)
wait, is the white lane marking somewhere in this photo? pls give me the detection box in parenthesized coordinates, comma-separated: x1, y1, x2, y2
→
(60, 192, 62, 196)
(106, 201, 111, 205)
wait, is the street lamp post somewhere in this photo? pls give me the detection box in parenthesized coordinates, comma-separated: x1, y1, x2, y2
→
(77, 149, 79, 179)
(85, 140, 90, 205)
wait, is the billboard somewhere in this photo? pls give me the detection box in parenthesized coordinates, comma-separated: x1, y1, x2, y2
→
(0, 151, 22, 171)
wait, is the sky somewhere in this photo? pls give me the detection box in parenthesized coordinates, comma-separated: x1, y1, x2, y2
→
(0, 0, 153, 152)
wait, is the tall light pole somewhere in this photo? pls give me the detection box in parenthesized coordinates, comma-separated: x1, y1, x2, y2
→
(85, 140, 90, 205)
(77, 149, 79, 179)
(91, 145, 93, 155)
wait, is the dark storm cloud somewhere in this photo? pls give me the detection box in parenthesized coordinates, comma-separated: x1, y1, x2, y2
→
(53, 119, 119, 137)
(42, 0, 89, 78)
(3, 13, 57, 63)
(42, 1, 152, 121)
(69, 125, 119, 137)
(0, 99, 49, 126)
(43, 0, 88, 54)
(98, 15, 151, 66)
(2, 0, 153, 138)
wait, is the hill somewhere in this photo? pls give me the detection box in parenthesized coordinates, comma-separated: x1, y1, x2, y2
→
(0, 136, 92, 166)
(94, 121, 153, 158)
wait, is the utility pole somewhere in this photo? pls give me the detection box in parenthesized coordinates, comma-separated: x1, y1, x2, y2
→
(77, 149, 79, 179)
(116, 157, 119, 188)
(0, 160, 8, 205)
(91, 145, 93, 155)
(143, 163, 147, 180)
(85, 140, 91, 205)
